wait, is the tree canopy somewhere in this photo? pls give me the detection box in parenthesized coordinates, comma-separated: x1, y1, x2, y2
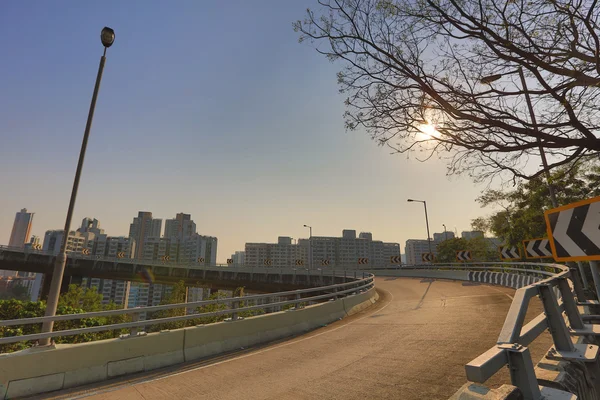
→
(474, 162, 600, 245)
(295, 0, 600, 183)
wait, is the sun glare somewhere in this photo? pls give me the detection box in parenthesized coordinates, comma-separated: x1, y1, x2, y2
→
(417, 123, 440, 139)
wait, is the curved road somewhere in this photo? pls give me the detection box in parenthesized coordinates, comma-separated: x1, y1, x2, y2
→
(38, 277, 552, 400)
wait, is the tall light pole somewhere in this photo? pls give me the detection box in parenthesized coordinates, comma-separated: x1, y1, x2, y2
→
(40, 27, 115, 346)
(480, 67, 558, 208)
(303, 225, 312, 270)
(442, 224, 448, 241)
(407, 199, 432, 254)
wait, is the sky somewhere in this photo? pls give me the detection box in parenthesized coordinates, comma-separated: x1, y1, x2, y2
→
(0, 1, 497, 262)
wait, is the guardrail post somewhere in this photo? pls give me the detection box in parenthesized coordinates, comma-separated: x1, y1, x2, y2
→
(295, 292, 304, 309)
(568, 266, 587, 302)
(129, 308, 141, 337)
(231, 298, 239, 321)
(576, 261, 590, 290)
(557, 277, 585, 330)
(538, 284, 576, 352)
(590, 261, 600, 301)
(499, 344, 542, 400)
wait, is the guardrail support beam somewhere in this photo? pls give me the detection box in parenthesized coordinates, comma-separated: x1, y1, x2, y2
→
(538, 284, 576, 352)
(576, 261, 589, 290)
(556, 278, 585, 330)
(500, 344, 542, 400)
(568, 265, 587, 302)
(590, 261, 600, 301)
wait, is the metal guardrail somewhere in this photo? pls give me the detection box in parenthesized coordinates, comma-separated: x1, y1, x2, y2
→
(393, 261, 588, 400)
(0, 271, 375, 346)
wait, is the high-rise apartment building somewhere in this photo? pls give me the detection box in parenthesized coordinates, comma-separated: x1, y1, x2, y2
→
(164, 213, 196, 240)
(129, 212, 162, 259)
(405, 239, 436, 265)
(78, 218, 105, 236)
(42, 230, 94, 255)
(8, 208, 34, 249)
(245, 230, 399, 268)
(141, 234, 217, 265)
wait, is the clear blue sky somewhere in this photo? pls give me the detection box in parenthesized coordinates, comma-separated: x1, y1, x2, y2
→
(0, 1, 491, 261)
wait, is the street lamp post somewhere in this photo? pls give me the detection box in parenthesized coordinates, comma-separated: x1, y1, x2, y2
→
(303, 225, 312, 270)
(442, 224, 448, 241)
(480, 67, 558, 208)
(40, 27, 115, 346)
(407, 199, 432, 254)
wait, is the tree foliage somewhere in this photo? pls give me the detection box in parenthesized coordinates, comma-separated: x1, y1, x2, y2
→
(295, 0, 600, 183)
(436, 237, 499, 263)
(475, 162, 600, 245)
(0, 284, 128, 353)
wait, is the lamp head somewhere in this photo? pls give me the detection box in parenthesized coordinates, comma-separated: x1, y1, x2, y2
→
(480, 74, 503, 84)
(101, 27, 115, 48)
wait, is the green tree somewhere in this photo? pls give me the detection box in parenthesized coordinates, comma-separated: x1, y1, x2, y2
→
(148, 281, 188, 331)
(0, 284, 129, 353)
(436, 238, 469, 263)
(58, 284, 103, 312)
(476, 163, 600, 245)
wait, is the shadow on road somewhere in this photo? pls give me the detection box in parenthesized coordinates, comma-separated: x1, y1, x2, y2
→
(414, 280, 433, 310)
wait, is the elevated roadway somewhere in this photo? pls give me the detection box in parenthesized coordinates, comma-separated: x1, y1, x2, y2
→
(38, 277, 552, 400)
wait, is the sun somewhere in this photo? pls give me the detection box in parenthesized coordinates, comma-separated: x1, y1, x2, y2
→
(417, 123, 440, 139)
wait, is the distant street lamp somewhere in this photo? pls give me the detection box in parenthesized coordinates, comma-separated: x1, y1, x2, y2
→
(407, 199, 432, 254)
(480, 67, 558, 208)
(442, 224, 448, 241)
(303, 225, 312, 270)
(40, 27, 115, 346)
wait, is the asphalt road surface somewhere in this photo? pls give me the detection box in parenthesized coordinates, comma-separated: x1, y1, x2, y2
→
(36, 277, 552, 400)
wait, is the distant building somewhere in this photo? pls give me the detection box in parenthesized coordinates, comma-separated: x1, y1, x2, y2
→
(78, 218, 105, 236)
(461, 231, 484, 240)
(231, 251, 246, 267)
(164, 213, 197, 240)
(8, 208, 34, 249)
(42, 230, 94, 255)
(405, 239, 436, 265)
(245, 230, 399, 268)
(129, 212, 162, 259)
(141, 234, 217, 265)
(433, 231, 455, 242)
(23, 235, 41, 251)
(405, 231, 454, 265)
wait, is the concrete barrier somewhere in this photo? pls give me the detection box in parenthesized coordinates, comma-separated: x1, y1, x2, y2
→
(364, 269, 541, 289)
(0, 287, 377, 399)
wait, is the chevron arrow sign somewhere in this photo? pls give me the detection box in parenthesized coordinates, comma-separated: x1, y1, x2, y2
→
(522, 238, 553, 259)
(545, 196, 600, 261)
(456, 250, 472, 262)
(390, 256, 401, 264)
(498, 245, 521, 261)
(357, 258, 368, 265)
(295, 259, 304, 266)
(421, 253, 435, 262)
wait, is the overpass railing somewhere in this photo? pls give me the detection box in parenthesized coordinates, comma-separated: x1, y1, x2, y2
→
(388, 262, 591, 400)
(0, 271, 375, 347)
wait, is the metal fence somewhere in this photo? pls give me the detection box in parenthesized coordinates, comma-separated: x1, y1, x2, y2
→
(0, 272, 375, 346)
